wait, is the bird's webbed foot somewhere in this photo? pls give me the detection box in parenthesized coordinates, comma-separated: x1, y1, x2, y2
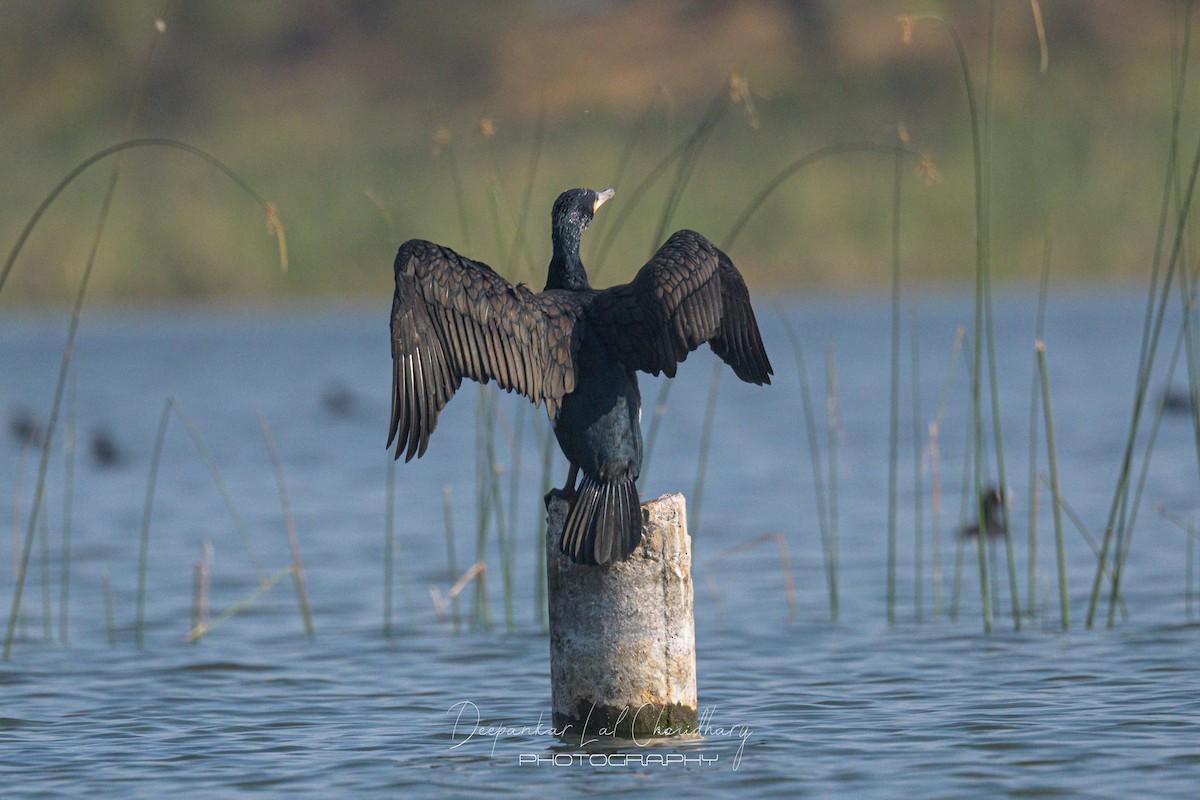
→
(544, 486, 577, 510)
(544, 463, 580, 510)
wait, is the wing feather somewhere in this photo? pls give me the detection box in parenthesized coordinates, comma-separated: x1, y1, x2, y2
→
(588, 230, 773, 385)
(389, 239, 581, 461)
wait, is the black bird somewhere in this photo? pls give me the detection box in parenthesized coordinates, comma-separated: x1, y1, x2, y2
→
(90, 428, 124, 468)
(322, 382, 359, 419)
(960, 485, 1008, 539)
(8, 407, 44, 448)
(388, 187, 773, 565)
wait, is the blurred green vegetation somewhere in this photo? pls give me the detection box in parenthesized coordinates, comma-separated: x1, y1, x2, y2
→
(1, 0, 1197, 304)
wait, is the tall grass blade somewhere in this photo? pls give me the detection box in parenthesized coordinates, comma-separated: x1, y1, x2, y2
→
(135, 399, 172, 648)
(907, 9, 994, 632)
(38, 507, 51, 642)
(384, 452, 396, 637)
(505, 105, 546, 282)
(886, 133, 903, 625)
(472, 386, 494, 632)
(703, 532, 797, 619)
(1089, 0, 1196, 626)
(777, 310, 835, 619)
(102, 571, 116, 646)
(690, 362, 722, 541)
(1036, 341, 1069, 630)
(592, 82, 730, 281)
(638, 380, 672, 488)
(535, 433, 553, 629)
(723, 142, 905, 251)
(929, 326, 965, 618)
(2, 132, 285, 659)
(1027, 225, 1054, 616)
(187, 565, 292, 644)
(910, 315, 925, 622)
(824, 347, 842, 622)
(257, 414, 315, 639)
(59, 379, 75, 645)
(166, 398, 264, 581)
(442, 486, 461, 630)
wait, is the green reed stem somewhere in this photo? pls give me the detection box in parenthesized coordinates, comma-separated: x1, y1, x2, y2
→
(723, 142, 906, 252)
(257, 414, 314, 639)
(505, 104, 546, 282)
(190, 547, 209, 643)
(1027, 225, 1054, 616)
(59, 380, 75, 645)
(1093, 128, 1200, 626)
(1, 139, 285, 298)
(638, 379, 673, 489)
(607, 91, 664, 198)
(1042, 475, 1128, 620)
(910, 315, 924, 622)
(887, 136, 903, 626)
(690, 362, 723, 542)
(535, 432, 553, 630)
(135, 398, 171, 648)
(38, 508, 50, 642)
(909, 10, 992, 633)
(102, 571, 115, 646)
(1110, 314, 1191, 626)
(778, 309, 834, 619)
(384, 452, 396, 637)
(187, 565, 292, 644)
(442, 487, 461, 631)
(2, 135, 284, 659)
(1036, 341, 1069, 630)
(979, 0, 1021, 630)
(168, 398, 264, 581)
(443, 141, 472, 249)
(1089, 0, 1196, 627)
(505, 407, 527, 630)
(1158, 505, 1200, 621)
(824, 348, 841, 622)
(134, 396, 269, 644)
(484, 415, 514, 633)
(930, 327, 965, 618)
(593, 84, 729, 281)
(473, 386, 494, 632)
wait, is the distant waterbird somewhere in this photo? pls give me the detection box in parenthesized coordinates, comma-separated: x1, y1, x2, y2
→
(7, 406, 44, 448)
(961, 485, 1008, 539)
(1159, 387, 1191, 415)
(90, 428, 124, 468)
(321, 382, 359, 419)
(387, 187, 773, 565)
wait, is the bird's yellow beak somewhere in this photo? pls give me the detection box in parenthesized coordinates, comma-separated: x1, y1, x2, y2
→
(594, 188, 615, 213)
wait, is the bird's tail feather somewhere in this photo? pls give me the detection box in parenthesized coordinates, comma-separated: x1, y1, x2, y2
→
(560, 474, 642, 565)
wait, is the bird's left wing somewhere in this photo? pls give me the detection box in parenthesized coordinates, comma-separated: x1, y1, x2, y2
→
(587, 230, 773, 384)
(389, 239, 580, 461)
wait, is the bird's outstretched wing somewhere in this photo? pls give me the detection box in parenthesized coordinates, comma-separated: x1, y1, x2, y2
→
(587, 230, 773, 384)
(389, 240, 580, 461)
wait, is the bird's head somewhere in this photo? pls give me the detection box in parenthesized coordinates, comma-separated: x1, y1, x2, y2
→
(551, 187, 614, 245)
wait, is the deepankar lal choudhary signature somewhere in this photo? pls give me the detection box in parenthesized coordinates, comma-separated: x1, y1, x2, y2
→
(447, 701, 751, 769)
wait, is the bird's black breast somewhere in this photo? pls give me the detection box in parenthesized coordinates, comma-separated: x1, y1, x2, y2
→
(553, 329, 642, 482)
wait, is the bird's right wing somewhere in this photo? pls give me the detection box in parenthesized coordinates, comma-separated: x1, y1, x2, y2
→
(389, 240, 580, 461)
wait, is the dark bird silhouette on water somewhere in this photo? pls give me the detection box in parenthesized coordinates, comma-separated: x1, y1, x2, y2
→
(8, 406, 44, 448)
(90, 428, 124, 468)
(388, 187, 773, 565)
(960, 485, 1008, 539)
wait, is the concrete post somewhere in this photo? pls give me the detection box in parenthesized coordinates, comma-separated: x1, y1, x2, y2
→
(545, 492, 698, 739)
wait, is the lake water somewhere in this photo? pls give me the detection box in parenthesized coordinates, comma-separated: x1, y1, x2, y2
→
(2, 291, 1199, 797)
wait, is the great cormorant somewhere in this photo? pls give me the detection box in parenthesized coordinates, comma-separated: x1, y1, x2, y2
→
(388, 187, 772, 565)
